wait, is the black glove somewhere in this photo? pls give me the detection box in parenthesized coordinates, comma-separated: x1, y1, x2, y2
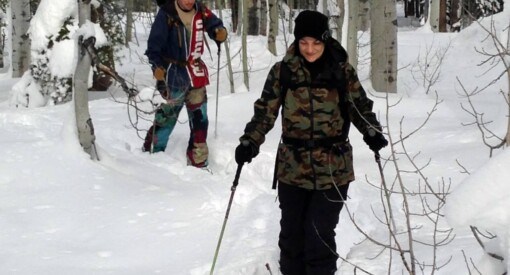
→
(363, 127, 388, 152)
(156, 80, 168, 99)
(235, 140, 259, 165)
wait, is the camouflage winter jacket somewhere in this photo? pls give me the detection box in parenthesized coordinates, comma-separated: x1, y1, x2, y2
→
(240, 39, 382, 190)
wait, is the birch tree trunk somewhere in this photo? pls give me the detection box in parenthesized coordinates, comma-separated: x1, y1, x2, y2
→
(11, 0, 31, 78)
(259, 0, 267, 35)
(267, 0, 278, 55)
(429, 0, 440, 32)
(336, 0, 345, 43)
(507, 69, 510, 146)
(370, 0, 397, 93)
(450, 0, 461, 31)
(74, 0, 99, 160)
(216, 0, 235, 93)
(359, 0, 369, 31)
(288, 0, 294, 33)
(125, 0, 134, 46)
(347, 0, 359, 69)
(242, 0, 249, 89)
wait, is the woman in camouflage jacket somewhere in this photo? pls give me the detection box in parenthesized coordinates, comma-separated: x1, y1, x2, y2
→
(235, 10, 388, 275)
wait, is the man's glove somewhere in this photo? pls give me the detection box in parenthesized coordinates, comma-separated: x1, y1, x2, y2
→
(214, 27, 228, 43)
(363, 127, 388, 152)
(153, 66, 166, 81)
(235, 140, 259, 165)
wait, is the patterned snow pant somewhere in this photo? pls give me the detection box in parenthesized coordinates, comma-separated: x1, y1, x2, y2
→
(278, 182, 350, 275)
(143, 86, 209, 167)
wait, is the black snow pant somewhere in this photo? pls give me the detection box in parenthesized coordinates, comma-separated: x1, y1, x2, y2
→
(278, 182, 350, 275)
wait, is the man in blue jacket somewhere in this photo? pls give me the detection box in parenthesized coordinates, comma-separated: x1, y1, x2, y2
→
(143, 0, 227, 168)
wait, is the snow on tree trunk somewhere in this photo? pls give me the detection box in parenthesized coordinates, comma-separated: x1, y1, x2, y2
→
(347, 0, 359, 70)
(11, 0, 31, 78)
(370, 0, 397, 93)
(267, 0, 277, 55)
(74, 0, 98, 160)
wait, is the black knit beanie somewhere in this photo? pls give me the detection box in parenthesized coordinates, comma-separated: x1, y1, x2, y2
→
(294, 10, 330, 42)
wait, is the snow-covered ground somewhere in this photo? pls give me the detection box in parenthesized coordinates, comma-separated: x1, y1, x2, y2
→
(1, 2, 510, 274)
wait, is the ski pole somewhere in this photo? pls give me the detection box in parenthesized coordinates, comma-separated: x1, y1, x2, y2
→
(210, 163, 243, 275)
(374, 151, 386, 185)
(214, 43, 221, 138)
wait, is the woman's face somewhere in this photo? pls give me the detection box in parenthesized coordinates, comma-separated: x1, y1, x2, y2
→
(177, 0, 195, 11)
(298, 37, 325, 63)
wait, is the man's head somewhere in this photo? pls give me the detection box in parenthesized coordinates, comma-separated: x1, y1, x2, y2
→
(177, 0, 196, 11)
(294, 10, 330, 63)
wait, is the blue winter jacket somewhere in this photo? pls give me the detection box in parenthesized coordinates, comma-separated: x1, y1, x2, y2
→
(145, 0, 224, 91)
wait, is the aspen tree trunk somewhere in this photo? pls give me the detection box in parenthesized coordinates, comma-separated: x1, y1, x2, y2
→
(242, 0, 249, 89)
(359, 0, 370, 31)
(288, 0, 294, 33)
(74, 0, 99, 160)
(450, 0, 461, 31)
(507, 63, 510, 146)
(370, 0, 397, 93)
(347, 0, 359, 69)
(125, 0, 134, 46)
(260, 0, 267, 35)
(429, 0, 440, 32)
(216, 0, 235, 93)
(267, 0, 278, 55)
(11, 0, 31, 78)
(439, 0, 446, 32)
(335, 0, 344, 42)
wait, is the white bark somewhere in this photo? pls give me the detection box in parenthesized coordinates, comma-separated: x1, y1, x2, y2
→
(336, 0, 345, 43)
(347, 0, 359, 69)
(259, 0, 267, 35)
(74, 0, 98, 160)
(215, 0, 235, 94)
(125, 0, 134, 46)
(370, 0, 397, 93)
(267, 0, 278, 55)
(359, 0, 370, 31)
(11, 0, 31, 78)
(242, 0, 249, 90)
(429, 0, 440, 32)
